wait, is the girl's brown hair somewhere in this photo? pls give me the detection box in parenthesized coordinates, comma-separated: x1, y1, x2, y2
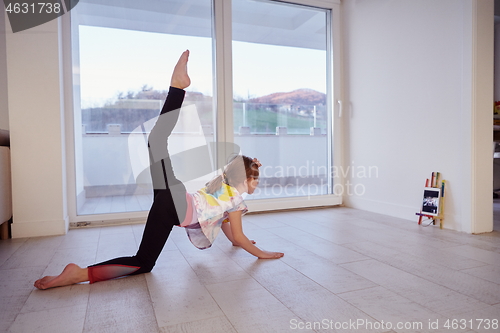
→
(205, 155, 260, 194)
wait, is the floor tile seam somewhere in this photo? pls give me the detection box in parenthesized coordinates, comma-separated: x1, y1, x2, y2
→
(88, 228, 103, 265)
(264, 227, 380, 267)
(468, 245, 500, 254)
(82, 280, 105, 333)
(295, 293, 384, 331)
(444, 304, 500, 327)
(80, 283, 93, 333)
(341, 238, 472, 274)
(286, 219, 438, 250)
(455, 266, 497, 283)
(271, 213, 358, 226)
(427, 235, 495, 249)
(441, 242, 500, 256)
(227, 252, 379, 324)
(334, 284, 382, 296)
(223, 249, 344, 311)
(56, 239, 101, 250)
(198, 272, 257, 287)
(195, 280, 248, 333)
(388, 223, 474, 241)
(0, 237, 29, 255)
(354, 238, 492, 272)
(300, 232, 383, 262)
(79, 204, 96, 215)
(18, 301, 89, 317)
(311, 256, 372, 269)
(294, 218, 380, 237)
(234, 283, 332, 331)
(343, 282, 482, 320)
(358, 254, 500, 306)
(377, 231, 466, 251)
(467, 231, 500, 239)
(158, 314, 238, 333)
(6, 292, 33, 333)
(219, 239, 311, 282)
(170, 237, 250, 297)
(414, 252, 493, 271)
(264, 223, 354, 250)
(449, 255, 500, 269)
(21, 241, 67, 253)
(337, 254, 477, 297)
(143, 296, 161, 332)
(222, 245, 374, 296)
(363, 249, 458, 278)
(337, 258, 427, 293)
(80, 195, 102, 215)
(458, 263, 499, 277)
(389, 258, 500, 297)
(98, 230, 137, 237)
(283, 226, 365, 246)
(83, 279, 157, 332)
(0, 264, 48, 271)
(141, 278, 162, 333)
(264, 212, 353, 228)
(332, 292, 460, 332)
(279, 258, 348, 291)
(334, 285, 452, 324)
(371, 221, 461, 237)
(359, 218, 415, 231)
(0, 242, 44, 270)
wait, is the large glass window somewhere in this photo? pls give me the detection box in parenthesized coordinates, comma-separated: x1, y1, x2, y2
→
(232, 0, 332, 200)
(69, 0, 338, 220)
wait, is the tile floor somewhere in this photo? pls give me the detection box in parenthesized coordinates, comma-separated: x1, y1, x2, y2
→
(493, 198, 500, 231)
(78, 194, 154, 215)
(1, 207, 499, 333)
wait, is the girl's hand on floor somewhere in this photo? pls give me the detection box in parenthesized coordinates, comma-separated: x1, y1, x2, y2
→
(258, 251, 284, 259)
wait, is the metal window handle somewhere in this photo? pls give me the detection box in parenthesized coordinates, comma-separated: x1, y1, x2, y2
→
(338, 100, 343, 118)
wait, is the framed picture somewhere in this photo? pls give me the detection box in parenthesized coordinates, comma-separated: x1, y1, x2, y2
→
(422, 187, 441, 216)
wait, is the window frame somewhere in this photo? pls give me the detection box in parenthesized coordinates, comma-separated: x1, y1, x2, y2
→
(217, 0, 343, 212)
(63, 0, 344, 224)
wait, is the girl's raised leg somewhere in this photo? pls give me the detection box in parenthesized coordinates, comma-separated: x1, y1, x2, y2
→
(34, 51, 191, 290)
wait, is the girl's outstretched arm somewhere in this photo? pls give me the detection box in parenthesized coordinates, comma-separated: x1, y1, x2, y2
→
(227, 211, 284, 259)
(221, 221, 255, 246)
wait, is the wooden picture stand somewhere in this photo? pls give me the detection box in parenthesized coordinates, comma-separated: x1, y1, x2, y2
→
(417, 172, 446, 229)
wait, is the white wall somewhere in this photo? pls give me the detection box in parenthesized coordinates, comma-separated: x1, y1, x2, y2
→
(0, 11, 9, 131)
(342, 0, 494, 233)
(5, 17, 68, 237)
(495, 16, 500, 101)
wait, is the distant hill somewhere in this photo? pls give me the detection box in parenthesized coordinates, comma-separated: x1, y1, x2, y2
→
(82, 87, 327, 132)
(249, 89, 326, 106)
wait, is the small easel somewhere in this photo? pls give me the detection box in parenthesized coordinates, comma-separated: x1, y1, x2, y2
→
(416, 172, 446, 229)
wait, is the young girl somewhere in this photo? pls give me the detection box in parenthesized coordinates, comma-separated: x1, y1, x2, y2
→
(34, 50, 284, 290)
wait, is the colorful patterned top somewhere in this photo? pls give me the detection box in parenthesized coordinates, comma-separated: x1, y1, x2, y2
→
(180, 183, 248, 249)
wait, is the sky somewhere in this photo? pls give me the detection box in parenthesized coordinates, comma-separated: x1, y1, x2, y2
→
(78, 26, 326, 108)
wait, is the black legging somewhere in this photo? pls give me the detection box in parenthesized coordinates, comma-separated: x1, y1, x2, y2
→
(87, 87, 187, 283)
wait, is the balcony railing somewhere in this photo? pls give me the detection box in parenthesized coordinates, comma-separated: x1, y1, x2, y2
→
(77, 100, 330, 215)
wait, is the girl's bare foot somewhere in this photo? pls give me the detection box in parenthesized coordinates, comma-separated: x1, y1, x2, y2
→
(170, 50, 191, 89)
(34, 263, 89, 290)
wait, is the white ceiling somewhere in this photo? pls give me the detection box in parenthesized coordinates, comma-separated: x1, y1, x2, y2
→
(74, 0, 328, 50)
